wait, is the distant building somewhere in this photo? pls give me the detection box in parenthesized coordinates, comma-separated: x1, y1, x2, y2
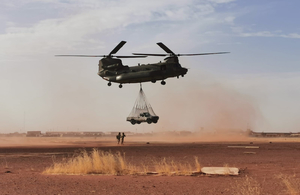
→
(26, 131, 41, 137)
(0, 132, 26, 137)
(44, 131, 104, 137)
(81, 132, 104, 137)
(248, 130, 300, 137)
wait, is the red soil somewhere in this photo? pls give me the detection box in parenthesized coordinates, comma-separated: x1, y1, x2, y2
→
(0, 137, 300, 194)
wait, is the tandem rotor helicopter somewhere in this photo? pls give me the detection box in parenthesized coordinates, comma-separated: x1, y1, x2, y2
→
(56, 41, 229, 88)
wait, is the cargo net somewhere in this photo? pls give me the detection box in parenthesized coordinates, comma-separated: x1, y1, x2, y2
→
(127, 86, 159, 125)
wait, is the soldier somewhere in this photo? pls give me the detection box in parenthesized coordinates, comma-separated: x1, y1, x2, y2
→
(116, 132, 121, 144)
(121, 132, 126, 144)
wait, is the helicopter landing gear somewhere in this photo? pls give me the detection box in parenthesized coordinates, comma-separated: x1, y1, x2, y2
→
(107, 82, 112, 86)
(177, 76, 179, 79)
(119, 84, 123, 88)
(181, 74, 184, 77)
(161, 80, 166, 85)
(151, 80, 156, 83)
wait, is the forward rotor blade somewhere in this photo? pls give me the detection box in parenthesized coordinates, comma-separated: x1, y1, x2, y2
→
(55, 55, 106, 57)
(177, 52, 230, 56)
(55, 55, 147, 58)
(157, 42, 175, 54)
(132, 53, 167, 56)
(108, 41, 126, 56)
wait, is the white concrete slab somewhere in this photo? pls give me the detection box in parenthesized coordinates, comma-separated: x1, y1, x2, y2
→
(201, 167, 239, 175)
(227, 146, 259, 149)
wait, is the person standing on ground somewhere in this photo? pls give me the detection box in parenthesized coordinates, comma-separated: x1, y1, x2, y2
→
(121, 132, 126, 144)
(116, 132, 121, 144)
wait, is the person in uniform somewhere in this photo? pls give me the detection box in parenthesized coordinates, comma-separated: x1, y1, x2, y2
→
(121, 132, 126, 144)
(116, 132, 121, 144)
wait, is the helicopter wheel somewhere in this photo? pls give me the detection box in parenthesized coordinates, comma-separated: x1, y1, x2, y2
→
(151, 80, 156, 83)
(181, 74, 184, 77)
(161, 80, 166, 85)
(119, 84, 123, 88)
(108, 82, 112, 86)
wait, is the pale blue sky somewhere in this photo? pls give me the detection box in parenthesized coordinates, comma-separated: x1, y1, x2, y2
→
(0, 0, 299, 133)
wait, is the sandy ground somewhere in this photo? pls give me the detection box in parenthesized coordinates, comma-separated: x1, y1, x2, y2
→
(0, 136, 300, 195)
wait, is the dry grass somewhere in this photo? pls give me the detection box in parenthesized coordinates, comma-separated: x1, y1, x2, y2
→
(141, 164, 149, 175)
(277, 174, 300, 195)
(44, 149, 202, 176)
(153, 157, 200, 176)
(232, 173, 300, 195)
(44, 149, 137, 175)
(234, 176, 261, 195)
(195, 157, 201, 172)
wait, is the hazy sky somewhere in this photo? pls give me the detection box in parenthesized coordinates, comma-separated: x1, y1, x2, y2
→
(0, 0, 299, 133)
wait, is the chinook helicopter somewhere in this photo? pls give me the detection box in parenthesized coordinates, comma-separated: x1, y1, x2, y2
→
(56, 41, 229, 88)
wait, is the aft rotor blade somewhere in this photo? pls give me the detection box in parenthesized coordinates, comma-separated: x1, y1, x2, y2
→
(133, 52, 230, 57)
(132, 53, 167, 56)
(108, 41, 126, 56)
(177, 52, 230, 56)
(157, 42, 175, 54)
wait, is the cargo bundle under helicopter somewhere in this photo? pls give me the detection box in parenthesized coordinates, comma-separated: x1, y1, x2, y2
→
(127, 85, 159, 125)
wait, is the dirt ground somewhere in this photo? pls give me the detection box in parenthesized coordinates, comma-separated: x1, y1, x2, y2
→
(0, 136, 300, 195)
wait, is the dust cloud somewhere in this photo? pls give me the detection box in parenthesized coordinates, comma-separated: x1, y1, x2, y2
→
(146, 73, 265, 142)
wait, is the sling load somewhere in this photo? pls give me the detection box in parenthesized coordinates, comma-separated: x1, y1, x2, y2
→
(127, 85, 159, 125)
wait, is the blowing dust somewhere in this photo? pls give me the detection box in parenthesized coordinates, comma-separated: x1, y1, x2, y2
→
(146, 74, 265, 142)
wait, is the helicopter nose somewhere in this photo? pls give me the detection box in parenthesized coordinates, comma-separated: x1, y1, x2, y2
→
(182, 67, 188, 74)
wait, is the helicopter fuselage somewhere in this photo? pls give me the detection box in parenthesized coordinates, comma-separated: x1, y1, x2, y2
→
(97, 57, 188, 84)
(56, 41, 227, 88)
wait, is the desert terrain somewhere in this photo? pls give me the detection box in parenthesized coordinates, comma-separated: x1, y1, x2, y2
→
(0, 136, 300, 195)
